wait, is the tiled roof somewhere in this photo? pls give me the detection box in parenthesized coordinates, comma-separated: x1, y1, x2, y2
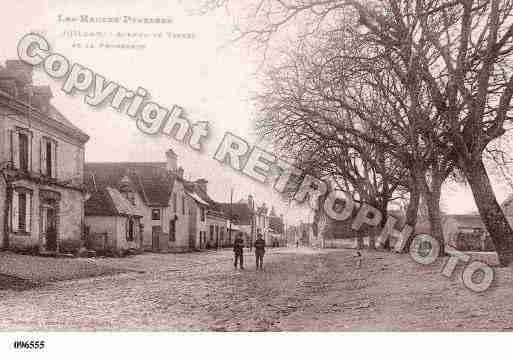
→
(183, 181, 228, 216)
(84, 162, 176, 207)
(85, 187, 142, 217)
(0, 60, 89, 142)
(186, 191, 210, 206)
(107, 187, 144, 217)
(85, 188, 118, 216)
(47, 104, 89, 141)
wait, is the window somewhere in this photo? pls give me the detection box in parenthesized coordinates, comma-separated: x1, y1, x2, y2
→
(10, 128, 33, 172)
(41, 137, 57, 178)
(11, 189, 32, 233)
(45, 141, 52, 177)
(126, 191, 135, 205)
(19, 133, 29, 172)
(173, 193, 177, 213)
(200, 207, 206, 222)
(182, 195, 186, 215)
(126, 218, 135, 241)
(209, 225, 214, 242)
(169, 220, 176, 242)
(151, 208, 161, 221)
(18, 192, 27, 231)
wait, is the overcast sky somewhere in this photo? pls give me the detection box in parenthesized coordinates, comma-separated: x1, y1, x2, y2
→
(1, 0, 511, 221)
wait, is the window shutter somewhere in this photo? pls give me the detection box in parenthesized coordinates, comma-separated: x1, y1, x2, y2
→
(125, 218, 129, 240)
(12, 131, 19, 169)
(9, 130, 13, 166)
(40, 139, 47, 175)
(27, 134, 32, 172)
(52, 142, 58, 179)
(41, 207, 47, 236)
(11, 190, 18, 231)
(25, 192, 31, 232)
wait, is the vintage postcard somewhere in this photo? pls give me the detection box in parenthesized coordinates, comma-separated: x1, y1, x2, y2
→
(1, 0, 512, 357)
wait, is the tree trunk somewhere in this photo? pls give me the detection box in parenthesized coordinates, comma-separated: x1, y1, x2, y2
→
(464, 158, 513, 266)
(405, 184, 420, 227)
(420, 173, 445, 256)
(378, 205, 391, 250)
(400, 181, 421, 253)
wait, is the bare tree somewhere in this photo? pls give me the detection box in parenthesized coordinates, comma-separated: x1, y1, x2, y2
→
(254, 35, 419, 250)
(196, 0, 513, 265)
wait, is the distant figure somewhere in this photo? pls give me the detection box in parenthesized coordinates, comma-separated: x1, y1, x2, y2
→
(354, 250, 362, 269)
(233, 233, 245, 269)
(296, 239, 299, 248)
(254, 233, 266, 270)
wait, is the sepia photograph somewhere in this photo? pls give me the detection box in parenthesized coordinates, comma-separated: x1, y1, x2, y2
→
(1, 0, 513, 357)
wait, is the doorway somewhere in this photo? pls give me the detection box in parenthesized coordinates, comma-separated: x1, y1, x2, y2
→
(152, 226, 161, 251)
(41, 201, 58, 252)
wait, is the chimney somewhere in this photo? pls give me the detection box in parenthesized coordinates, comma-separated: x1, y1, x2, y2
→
(248, 194, 254, 209)
(165, 148, 177, 172)
(0, 60, 33, 98)
(195, 178, 208, 193)
(177, 166, 184, 179)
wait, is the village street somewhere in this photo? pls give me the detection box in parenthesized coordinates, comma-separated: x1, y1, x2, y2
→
(0, 247, 513, 331)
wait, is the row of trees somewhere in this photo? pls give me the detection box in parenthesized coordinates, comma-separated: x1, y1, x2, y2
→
(198, 0, 513, 265)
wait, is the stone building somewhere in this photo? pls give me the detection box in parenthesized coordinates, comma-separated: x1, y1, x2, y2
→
(85, 149, 192, 252)
(0, 60, 89, 253)
(84, 187, 143, 253)
(85, 149, 225, 253)
(184, 178, 229, 250)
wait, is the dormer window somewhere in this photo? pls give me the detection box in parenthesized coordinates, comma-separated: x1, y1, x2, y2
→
(152, 208, 161, 221)
(126, 191, 135, 205)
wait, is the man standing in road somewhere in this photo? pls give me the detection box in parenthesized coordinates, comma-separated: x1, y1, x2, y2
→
(233, 232, 245, 269)
(254, 233, 266, 270)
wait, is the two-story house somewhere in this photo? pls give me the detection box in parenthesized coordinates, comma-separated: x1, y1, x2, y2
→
(184, 178, 232, 250)
(0, 60, 89, 253)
